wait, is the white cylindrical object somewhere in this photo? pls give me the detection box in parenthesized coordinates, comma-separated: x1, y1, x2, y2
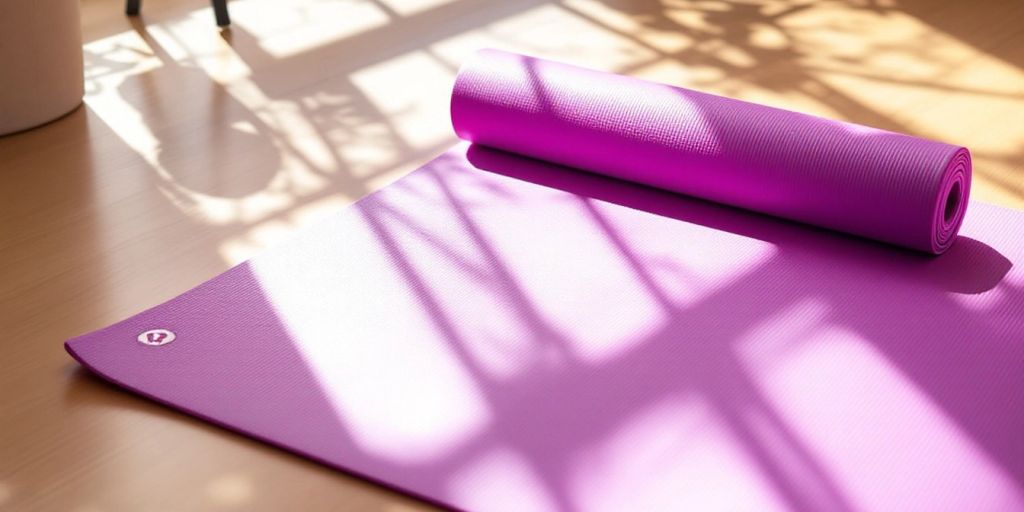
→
(0, 0, 84, 136)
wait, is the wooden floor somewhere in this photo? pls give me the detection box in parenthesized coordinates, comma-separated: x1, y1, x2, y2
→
(2, 0, 1022, 509)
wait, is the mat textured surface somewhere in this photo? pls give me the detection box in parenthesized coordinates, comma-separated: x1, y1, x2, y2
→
(453, 50, 971, 254)
(67, 52, 1024, 511)
(68, 145, 1024, 511)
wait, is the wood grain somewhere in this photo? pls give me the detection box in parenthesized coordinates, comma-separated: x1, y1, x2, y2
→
(2, 0, 1022, 509)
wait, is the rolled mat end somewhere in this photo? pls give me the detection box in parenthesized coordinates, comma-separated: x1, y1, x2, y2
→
(933, 147, 972, 254)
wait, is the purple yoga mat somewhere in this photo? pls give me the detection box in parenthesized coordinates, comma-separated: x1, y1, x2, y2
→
(453, 50, 971, 254)
(67, 52, 1024, 511)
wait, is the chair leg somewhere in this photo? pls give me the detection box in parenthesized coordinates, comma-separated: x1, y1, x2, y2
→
(126, 0, 141, 16)
(212, 0, 230, 26)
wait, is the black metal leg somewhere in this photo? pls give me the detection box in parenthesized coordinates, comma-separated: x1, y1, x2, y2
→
(212, 0, 230, 27)
(125, 0, 227, 26)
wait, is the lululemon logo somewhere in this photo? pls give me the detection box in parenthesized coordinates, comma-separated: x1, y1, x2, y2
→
(138, 329, 176, 346)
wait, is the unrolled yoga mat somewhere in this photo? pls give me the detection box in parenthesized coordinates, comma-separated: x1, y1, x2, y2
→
(67, 51, 1024, 511)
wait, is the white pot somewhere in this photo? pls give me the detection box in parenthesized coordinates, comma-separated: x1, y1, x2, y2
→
(0, 0, 84, 136)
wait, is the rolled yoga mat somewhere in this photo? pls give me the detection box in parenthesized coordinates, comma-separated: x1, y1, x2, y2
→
(453, 49, 971, 254)
(67, 51, 1024, 511)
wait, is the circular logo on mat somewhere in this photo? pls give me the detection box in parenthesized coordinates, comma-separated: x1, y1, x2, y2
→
(138, 329, 176, 346)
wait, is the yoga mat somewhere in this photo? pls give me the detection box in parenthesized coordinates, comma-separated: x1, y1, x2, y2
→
(67, 52, 1024, 511)
(453, 50, 971, 255)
